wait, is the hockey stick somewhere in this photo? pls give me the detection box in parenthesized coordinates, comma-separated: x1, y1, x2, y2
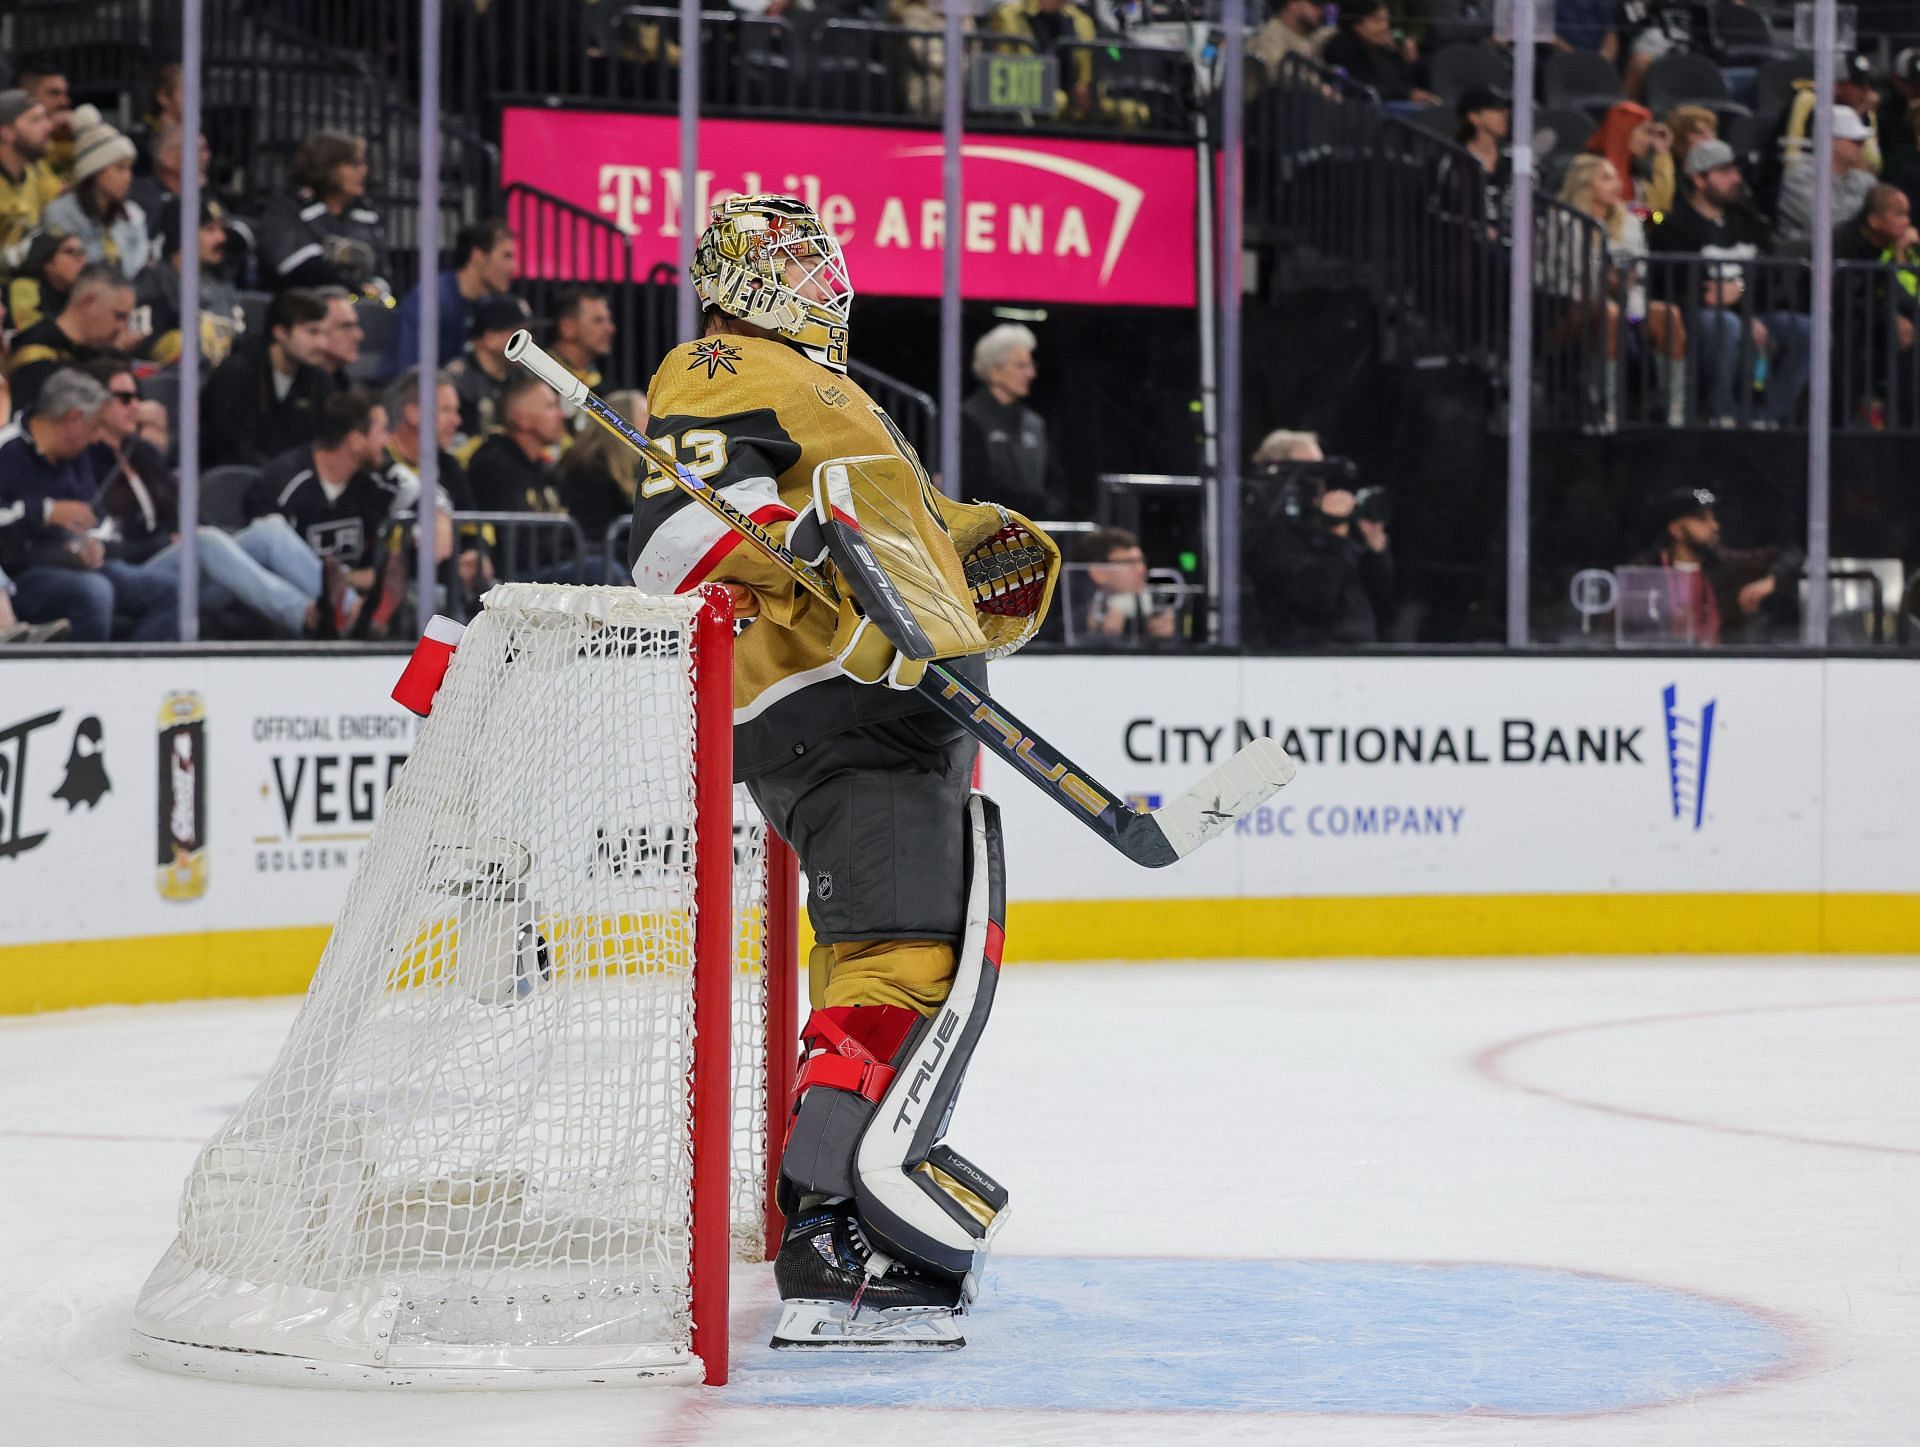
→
(505, 330, 1295, 866)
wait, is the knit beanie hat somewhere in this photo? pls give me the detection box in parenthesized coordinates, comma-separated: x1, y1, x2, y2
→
(72, 118, 138, 183)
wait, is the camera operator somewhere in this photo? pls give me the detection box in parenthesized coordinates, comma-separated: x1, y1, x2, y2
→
(1241, 452, 1395, 647)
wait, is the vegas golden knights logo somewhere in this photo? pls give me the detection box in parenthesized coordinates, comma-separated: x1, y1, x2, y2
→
(157, 692, 208, 901)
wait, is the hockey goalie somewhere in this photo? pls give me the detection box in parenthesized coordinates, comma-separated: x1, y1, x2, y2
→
(630, 193, 1060, 1350)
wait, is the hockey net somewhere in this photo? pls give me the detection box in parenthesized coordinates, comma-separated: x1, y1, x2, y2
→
(131, 585, 794, 1388)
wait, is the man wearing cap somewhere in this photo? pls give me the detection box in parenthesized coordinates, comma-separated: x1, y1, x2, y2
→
(376, 219, 518, 381)
(0, 90, 62, 268)
(1777, 105, 1880, 244)
(40, 115, 150, 275)
(1780, 53, 1880, 176)
(446, 293, 532, 450)
(1451, 85, 1512, 227)
(1627, 487, 1794, 646)
(134, 196, 246, 369)
(1652, 137, 1812, 425)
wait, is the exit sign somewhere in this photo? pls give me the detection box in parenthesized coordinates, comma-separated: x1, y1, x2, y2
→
(969, 52, 1058, 114)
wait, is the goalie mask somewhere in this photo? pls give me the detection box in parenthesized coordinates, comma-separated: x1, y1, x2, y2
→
(692, 194, 852, 373)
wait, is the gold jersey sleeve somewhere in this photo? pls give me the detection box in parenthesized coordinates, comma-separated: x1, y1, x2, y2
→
(632, 334, 943, 713)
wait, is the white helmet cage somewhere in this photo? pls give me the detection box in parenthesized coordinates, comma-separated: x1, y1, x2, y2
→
(691, 194, 854, 372)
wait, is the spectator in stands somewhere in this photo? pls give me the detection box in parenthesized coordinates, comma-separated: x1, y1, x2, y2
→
(988, 0, 1102, 120)
(245, 390, 406, 636)
(1665, 105, 1718, 178)
(1557, 155, 1687, 425)
(1626, 486, 1796, 645)
(1317, 1, 1439, 108)
(891, 0, 967, 119)
(128, 125, 211, 237)
(468, 372, 568, 513)
(40, 118, 151, 277)
(129, 63, 185, 172)
(1077, 526, 1176, 642)
(1551, 0, 1618, 57)
(1886, 99, 1920, 219)
(199, 288, 335, 467)
(1779, 54, 1880, 176)
(378, 219, 519, 380)
(1883, 48, 1920, 168)
(258, 130, 391, 298)
(7, 232, 86, 332)
(1585, 102, 1674, 215)
(0, 90, 62, 267)
(1651, 139, 1813, 427)
(0, 567, 72, 644)
(134, 196, 246, 369)
(312, 286, 369, 385)
(381, 367, 492, 598)
(558, 388, 646, 570)
(961, 322, 1059, 520)
(83, 358, 330, 638)
(1240, 470, 1394, 646)
(548, 288, 616, 420)
(1777, 106, 1879, 245)
(0, 368, 178, 642)
(15, 67, 75, 181)
(1449, 85, 1511, 227)
(4, 264, 135, 413)
(447, 294, 532, 446)
(1250, 0, 1331, 80)
(1835, 184, 1919, 424)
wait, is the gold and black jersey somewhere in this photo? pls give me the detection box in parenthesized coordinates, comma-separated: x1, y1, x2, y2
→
(631, 333, 985, 778)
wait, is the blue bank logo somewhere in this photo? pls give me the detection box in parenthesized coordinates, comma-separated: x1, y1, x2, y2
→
(1661, 684, 1717, 830)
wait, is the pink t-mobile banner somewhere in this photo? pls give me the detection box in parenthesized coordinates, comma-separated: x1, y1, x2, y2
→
(501, 108, 1197, 307)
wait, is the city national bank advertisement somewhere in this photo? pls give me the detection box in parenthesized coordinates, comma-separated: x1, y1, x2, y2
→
(1, 654, 1915, 1009)
(499, 108, 1198, 307)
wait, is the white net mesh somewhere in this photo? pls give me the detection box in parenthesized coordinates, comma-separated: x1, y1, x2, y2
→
(132, 586, 779, 1385)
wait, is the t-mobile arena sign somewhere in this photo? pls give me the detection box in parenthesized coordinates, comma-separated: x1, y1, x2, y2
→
(501, 109, 1197, 307)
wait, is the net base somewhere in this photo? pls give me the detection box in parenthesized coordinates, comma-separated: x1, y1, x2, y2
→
(131, 1242, 705, 1388)
(127, 1330, 705, 1390)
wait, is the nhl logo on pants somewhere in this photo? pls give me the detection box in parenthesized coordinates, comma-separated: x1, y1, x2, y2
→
(815, 870, 834, 900)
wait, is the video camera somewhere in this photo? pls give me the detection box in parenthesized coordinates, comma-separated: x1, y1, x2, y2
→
(1248, 455, 1390, 531)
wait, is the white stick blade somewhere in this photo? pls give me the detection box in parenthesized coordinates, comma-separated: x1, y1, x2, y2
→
(1152, 738, 1298, 859)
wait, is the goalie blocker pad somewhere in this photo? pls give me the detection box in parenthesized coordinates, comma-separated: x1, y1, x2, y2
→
(777, 793, 1010, 1283)
(814, 457, 989, 664)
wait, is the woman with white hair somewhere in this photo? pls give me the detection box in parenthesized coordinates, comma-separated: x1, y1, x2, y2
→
(960, 321, 1057, 519)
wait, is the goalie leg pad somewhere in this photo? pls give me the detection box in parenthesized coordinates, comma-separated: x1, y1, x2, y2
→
(776, 792, 1010, 1282)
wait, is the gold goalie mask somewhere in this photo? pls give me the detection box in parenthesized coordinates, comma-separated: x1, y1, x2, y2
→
(691, 194, 853, 373)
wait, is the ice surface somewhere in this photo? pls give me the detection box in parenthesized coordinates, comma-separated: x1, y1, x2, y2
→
(5, 958, 1917, 1446)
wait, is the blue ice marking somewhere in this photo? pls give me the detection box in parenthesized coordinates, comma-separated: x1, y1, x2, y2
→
(728, 1257, 1795, 1415)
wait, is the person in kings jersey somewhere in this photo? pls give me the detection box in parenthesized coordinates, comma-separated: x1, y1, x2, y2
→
(629, 194, 1059, 1350)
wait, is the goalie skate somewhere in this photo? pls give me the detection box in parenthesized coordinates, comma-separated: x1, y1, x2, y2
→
(770, 1202, 969, 1351)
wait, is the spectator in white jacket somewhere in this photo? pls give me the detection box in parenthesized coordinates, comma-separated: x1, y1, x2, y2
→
(40, 116, 150, 277)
